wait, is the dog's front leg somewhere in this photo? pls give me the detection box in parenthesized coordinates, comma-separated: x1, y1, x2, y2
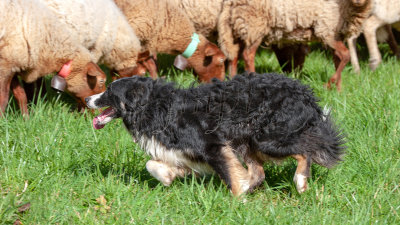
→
(145, 160, 186, 186)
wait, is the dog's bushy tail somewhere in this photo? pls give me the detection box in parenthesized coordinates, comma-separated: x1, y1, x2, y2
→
(301, 113, 346, 168)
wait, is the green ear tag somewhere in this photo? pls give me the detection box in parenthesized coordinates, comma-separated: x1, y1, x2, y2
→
(182, 33, 200, 58)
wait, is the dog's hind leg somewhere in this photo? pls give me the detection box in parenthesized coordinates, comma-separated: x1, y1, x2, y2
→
(243, 153, 265, 192)
(292, 154, 311, 193)
(205, 144, 251, 196)
(146, 160, 186, 186)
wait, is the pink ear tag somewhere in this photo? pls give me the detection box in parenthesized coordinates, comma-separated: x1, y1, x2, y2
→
(51, 60, 72, 92)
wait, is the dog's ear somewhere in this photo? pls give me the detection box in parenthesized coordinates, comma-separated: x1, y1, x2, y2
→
(122, 78, 153, 107)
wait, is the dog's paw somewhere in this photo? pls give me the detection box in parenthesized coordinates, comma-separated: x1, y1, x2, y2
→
(293, 173, 308, 193)
(146, 160, 175, 186)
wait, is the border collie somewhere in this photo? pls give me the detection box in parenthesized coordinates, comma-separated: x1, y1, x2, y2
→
(85, 72, 345, 196)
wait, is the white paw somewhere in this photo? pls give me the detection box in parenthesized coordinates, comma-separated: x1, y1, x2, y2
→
(293, 174, 308, 193)
(146, 160, 175, 186)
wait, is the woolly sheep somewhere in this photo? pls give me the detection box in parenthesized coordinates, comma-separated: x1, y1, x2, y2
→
(171, 0, 223, 42)
(173, 0, 309, 73)
(347, 0, 400, 73)
(218, 0, 372, 91)
(114, 0, 226, 83)
(0, 0, 107, 116)
(40, 0, 143, 78)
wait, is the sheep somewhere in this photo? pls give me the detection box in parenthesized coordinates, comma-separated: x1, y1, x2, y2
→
(171, 0, 223, 42)
(114, 0, 226, 83)
(347, 0, 400, 73)
(172, 0, 310, 74)
(40, 0, 143, 78)
(218, 0, 372, 91)
(0, 0, 107, 116)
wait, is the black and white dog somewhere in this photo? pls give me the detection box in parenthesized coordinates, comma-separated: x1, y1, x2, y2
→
(85, 72, 345, 196)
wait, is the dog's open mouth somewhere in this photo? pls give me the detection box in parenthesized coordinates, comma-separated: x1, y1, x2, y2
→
(93, 107, 117, 129)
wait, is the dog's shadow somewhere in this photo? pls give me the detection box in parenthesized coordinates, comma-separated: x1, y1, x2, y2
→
(90, 158, 331, 194)
(260, 161, 331, 194)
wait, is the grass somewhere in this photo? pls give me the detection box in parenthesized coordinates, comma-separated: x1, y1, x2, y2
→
(1, 46, 400, 224)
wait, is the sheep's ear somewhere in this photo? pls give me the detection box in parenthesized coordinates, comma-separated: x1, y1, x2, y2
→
(174, 55, 189, 70)
(205, 44, 218, 56)
(86, 62, 105, 77)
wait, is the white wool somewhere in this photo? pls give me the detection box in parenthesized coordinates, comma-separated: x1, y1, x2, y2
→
(218, 0, 370, 60)
(171, 0, 224, 39)
(40, 0, 141, 71)
(348, 0, 400, 73)
(373, 0, 400, 24)
(0, 0, 91, 83)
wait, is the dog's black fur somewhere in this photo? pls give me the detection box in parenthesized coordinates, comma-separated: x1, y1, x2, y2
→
(87, 72, 345, 194)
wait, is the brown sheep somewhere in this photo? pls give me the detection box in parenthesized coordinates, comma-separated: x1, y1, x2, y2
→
(114, 0, 226, 82)
(0, 0, 107, 116)
(172, 0, 309, 74)
(218, 0, 372, 91)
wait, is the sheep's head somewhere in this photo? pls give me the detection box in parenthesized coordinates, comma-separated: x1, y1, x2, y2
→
(112, 51, 151, 80)
(113, 63, 147, 81)
(65, 61, 107, 109)
(187, 41, 226, 83)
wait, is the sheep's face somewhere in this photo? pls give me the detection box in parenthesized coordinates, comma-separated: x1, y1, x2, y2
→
(350, 0, 368, 7)
(188, 42, 226, 83)
(113, 63, 147, 80)
(66, 62, 107, 109)
(112, 51, 151, 80)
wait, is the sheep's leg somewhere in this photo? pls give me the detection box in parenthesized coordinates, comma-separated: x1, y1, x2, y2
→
(243, 152, 265, 192)
(292, 44, 309, 71)
(228, 57, 239, 77)
(23, 77, 45, 103)
(10, 77, 28, 116)
(326, 41, 349, 91)
(146, 160, 186, 186)
(385, 25, 400, 59)
(142, 56, 158, 79)
(272, 44, 308, 72)
(292, 154, 311, 193)
(0, 71, 13, 117)
(363, 16, 385, 71)
(347, 35, 361, 74)
(242, 39, 262, 72)
(228, 41, 245, 77)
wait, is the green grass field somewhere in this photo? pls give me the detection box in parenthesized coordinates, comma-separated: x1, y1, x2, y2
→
(1, 47, 399, 224)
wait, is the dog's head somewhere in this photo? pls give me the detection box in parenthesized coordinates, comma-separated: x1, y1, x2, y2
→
(85, 76, 153, 129)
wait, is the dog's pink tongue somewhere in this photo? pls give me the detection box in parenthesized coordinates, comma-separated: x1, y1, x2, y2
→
(93, 117, 105, 130)
(93, 107, 114, 130)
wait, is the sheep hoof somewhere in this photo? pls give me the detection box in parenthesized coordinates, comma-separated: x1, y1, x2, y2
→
(369, 59, 381, 71)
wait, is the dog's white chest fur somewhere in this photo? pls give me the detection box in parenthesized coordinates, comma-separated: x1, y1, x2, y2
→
(135, 135, 213, 175)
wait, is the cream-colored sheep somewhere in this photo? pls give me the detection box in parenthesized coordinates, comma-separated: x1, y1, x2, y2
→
(114, 0, 226, 82)
(0, 0, 107, 116)
(40, 0, 141, 76)
(218, 0, 372, 91)
(348, 0, 400, 73)
(171, 0, 224, 41)
(173, 0, 309, 73)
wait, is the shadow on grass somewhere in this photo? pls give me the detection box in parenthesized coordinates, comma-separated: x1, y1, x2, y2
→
(80, 156, 332, 195)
